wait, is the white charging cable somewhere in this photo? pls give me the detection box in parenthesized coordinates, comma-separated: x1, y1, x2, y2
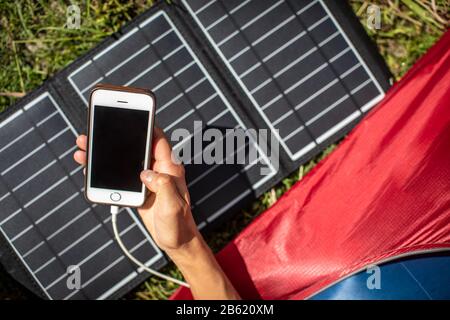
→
(110, 205, 190, 288)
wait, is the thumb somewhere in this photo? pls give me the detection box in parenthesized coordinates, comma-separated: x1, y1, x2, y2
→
(140, 170, 179, 195)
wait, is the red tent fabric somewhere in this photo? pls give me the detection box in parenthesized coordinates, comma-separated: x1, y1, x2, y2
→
(171, 30, 450, 300)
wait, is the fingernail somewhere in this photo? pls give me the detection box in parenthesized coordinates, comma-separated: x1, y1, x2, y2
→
(141, 170, 154, 182)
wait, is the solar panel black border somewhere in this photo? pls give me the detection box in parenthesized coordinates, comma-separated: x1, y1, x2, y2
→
(0, 0, 392, 299)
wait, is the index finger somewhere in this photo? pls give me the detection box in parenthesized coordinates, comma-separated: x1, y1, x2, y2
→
(151, 126, 174, 162)
(76, 135, 87, 151)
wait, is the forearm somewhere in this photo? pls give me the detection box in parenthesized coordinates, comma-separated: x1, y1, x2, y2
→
(166, 232, 241, 300)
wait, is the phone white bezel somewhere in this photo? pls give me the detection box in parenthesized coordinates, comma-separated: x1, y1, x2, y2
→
(86, 88, 154, 207)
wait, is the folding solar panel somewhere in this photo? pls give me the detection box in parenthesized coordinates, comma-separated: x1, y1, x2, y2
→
(0, 0, 391, 299)
(182, 0, 390, 163)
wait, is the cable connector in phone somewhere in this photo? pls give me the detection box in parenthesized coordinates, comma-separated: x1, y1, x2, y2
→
(110, 205, 120, 215)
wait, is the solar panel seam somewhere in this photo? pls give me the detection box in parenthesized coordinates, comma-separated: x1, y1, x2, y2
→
(185, 76, 207, 93)
(151, 29, 173, 44)
(284, 126, 305, 142)
(206, 11, 229, 31)
(2, 143, 44, 175)
(187, 161, 222, 188)
(56, 217, 104, 257)
(242, 0, 284, 30)
(261, 30, 309, 63)
(217, 30, 239, 47)
(164, 109, 196, 132)
(206, 108, 229, 125)
(1, 150, 76, 218)
(306, 94, 350, 126)
(0, 109, 24, 129)
(93, 27, 140, 61)
(271, 47, 317, 79)
(21, 170, 75, 210)
(294, 79, 338, 111)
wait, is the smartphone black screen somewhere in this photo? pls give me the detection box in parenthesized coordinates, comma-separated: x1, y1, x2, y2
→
(91, 105, 149, 192)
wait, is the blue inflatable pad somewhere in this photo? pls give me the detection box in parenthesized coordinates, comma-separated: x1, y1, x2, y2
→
(311, 253, 450, 300)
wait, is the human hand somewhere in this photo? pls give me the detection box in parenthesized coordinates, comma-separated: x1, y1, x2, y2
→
(73, 126, 199, 253)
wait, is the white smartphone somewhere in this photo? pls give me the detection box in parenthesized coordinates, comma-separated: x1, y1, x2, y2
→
(85, 84, 155, 207)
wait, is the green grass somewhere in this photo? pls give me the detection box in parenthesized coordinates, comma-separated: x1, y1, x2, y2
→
(0, 0, 448, 300)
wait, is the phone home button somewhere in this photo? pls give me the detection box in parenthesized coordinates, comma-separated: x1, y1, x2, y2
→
(110, 192, 121, 202)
